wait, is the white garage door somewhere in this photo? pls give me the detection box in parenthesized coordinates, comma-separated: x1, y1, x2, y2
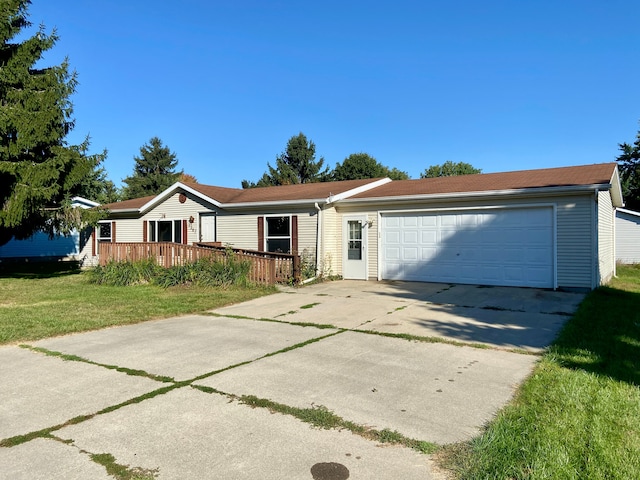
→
(381, 208, 554, 288)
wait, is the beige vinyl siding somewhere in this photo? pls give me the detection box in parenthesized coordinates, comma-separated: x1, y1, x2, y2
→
(338, 192, 597, 289)
(141, 192, 219, 244)
(616, 211, 640, 263)
(597, 191, 615, 284)
(217, 209, 318, 256)
(321, 206, 340, 276)
(216, 215, 256, 249)
(366, 213, 379, 279)
(109, 218, 143, 242)
(297, 211, 317, 259)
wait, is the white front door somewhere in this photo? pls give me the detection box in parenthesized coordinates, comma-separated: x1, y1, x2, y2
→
(342, 215, 368, 279)
(200, 214, 216, 242)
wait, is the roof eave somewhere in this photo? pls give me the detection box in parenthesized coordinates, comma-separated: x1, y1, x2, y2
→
(616, 207, 640, 217)
(609, 167, 624, 207)
(137, 182, 224, 214)
(326, 178, 392, 204)
(338, 184, 614, 206)
(222, 198, 328, 209)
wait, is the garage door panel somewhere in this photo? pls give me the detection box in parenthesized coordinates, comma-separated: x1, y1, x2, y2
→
(381, 209, 554, 288)
(421, 246, 438, 261)
(385, 247, 401, 261)
(421, 230, 437, 243)
(403, 231, 418, 244)
(525, 247, 552, 264)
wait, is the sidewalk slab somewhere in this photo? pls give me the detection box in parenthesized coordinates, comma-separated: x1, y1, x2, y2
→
(197, 330, 537, 444)
(0, 346, 160, 440)
(57, 387, 436, 480)
(32, 315, 335, 381)
(0, 438, 111, 480)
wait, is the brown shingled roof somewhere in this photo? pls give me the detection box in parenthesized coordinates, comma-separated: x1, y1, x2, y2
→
(104, 178, 385, 212)
(198, 178, 385, 203)
(102, 194, 156, 210)
(349, 163, 618, 199)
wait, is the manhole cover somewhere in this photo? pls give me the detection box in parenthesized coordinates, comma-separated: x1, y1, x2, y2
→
(310, 462, 350, 480)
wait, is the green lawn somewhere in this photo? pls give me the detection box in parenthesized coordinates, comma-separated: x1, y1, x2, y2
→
(0, 262, 274, 344)
(440, 264, 640, 479)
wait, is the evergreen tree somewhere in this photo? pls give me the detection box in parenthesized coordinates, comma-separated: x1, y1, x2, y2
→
(0, 0, 106, 246)
(421, 160, 481, 178)
(616, 126, 640, 210)
(242, 133, 329, 188)
(121, 137, 181, 200)
(332, 153, 409, 181)
(76, 163, 119, 204)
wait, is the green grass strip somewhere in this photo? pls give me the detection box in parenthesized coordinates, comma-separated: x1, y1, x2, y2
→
(90, 453, 158, 480)
(190, 385, 437, 454)
(351, 328, 538, 355)
(240, 393, 437, 454)
(205, 311, 338, 329)
(438, 266, 640, 479)
(20, 345, 176, 383)
(300, 302, 320, 309)
(0, 384, 182, 448)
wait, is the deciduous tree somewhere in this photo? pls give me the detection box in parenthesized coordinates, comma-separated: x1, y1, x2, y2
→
(421, 161, 481, 178)
(331, 153, 409, 181)
(0, 0, 107, 245)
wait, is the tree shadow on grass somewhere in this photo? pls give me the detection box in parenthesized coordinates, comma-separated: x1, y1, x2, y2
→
(0, 260, 82, 279)
(550, 286, 640, 386)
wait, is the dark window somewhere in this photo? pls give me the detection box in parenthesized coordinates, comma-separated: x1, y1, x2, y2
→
(265, 216, 291, 253)
(98, 222, 111, 242)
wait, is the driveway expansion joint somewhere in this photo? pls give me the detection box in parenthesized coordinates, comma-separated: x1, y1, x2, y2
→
(18, 345, 176, 384)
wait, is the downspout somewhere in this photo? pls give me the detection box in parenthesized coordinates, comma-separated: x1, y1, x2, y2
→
(593, 190, 599, 289)
(315, 202, 322, 277)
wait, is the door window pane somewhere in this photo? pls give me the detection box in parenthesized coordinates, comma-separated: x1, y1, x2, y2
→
(347, 220, 362, 260)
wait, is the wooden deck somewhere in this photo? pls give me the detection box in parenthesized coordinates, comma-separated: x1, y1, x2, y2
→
(99, 242, 300, 285)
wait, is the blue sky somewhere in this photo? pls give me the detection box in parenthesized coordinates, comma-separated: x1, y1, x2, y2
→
(24, 0, 640, 188)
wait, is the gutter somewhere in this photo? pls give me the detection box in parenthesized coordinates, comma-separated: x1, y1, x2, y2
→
(337, 184, 614, 206)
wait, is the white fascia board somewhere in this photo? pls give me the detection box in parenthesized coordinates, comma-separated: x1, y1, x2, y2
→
(137, 182, 223, 214)
(222, 198, 326, 209)
(337, 184, 612, 206)
(71, 196, 100, 208)
(326, 178, 392, 204)
(617, 207, 640, 217)
(609, 167, 625, 207)
(106, 208, 140, 214)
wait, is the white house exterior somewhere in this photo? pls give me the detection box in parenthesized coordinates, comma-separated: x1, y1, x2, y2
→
(616, 208, 640, 264)
(101, 163, 623, 291)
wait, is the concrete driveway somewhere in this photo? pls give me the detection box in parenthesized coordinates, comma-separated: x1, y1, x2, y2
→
(215, 280, 584, 352)
(0, 281, 583, 479)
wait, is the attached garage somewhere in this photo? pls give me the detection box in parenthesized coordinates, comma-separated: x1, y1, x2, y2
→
(336, 163, 623, 290)
(381, 207, 554, 288)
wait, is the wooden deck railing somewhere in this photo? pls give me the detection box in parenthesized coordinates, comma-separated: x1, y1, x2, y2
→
(99, 242, 300, 285)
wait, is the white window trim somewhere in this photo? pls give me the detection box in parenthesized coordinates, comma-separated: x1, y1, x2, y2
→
(97, 221, 112, 242)
(149, 218, 183, 243)
(264, 215, 292, 253)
